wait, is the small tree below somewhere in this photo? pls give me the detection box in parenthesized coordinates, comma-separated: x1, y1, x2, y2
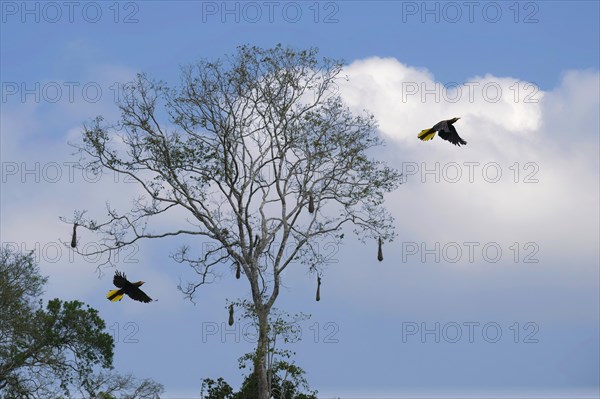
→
(0, 247, 163, 399)
(201, 305, 317, 399)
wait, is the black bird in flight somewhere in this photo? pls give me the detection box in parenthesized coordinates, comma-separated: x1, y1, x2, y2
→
(418, 117, 467, 146)
(107, 271, 153, 303)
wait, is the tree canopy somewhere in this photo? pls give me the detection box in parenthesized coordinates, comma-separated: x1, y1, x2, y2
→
(0, 247, 163, 399)
(71, 44, 401, 398)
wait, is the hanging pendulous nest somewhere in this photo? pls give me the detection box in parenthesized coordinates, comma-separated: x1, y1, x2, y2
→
(316, 276, 321, 302)
(308, 193, 315, 214)
(235, 262, 241, 279)
(228, 304, 234, 326)
(377, 237, 383, 262)
(70, 223, 78, 248)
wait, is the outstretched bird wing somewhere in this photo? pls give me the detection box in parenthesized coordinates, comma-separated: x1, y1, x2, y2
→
(126, 286, 153, 303)
(113, 271, 128, 288)
(437, 124, 467, 146)
(107, 271, 128, 302)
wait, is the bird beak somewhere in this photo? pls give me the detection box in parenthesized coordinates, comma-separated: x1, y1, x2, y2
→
(456, 117, 461, 120)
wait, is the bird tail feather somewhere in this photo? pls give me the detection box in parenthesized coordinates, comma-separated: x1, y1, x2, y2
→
(107, 289, 124, 302)
(418, 129, 436, 141)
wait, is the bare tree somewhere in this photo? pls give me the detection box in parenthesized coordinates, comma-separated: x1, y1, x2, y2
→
(71, 44, 401, 399)
(78, 372, 163, 399)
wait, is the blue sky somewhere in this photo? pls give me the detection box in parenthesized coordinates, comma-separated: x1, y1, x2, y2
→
(1, 1, 599, 398)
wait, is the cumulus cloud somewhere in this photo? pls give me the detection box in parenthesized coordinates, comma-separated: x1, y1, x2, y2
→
(337, 57, 599, 263)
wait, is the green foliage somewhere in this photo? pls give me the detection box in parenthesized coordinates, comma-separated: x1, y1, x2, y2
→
(0, 247, 114, 397)
(200, 378, 235, 399)
(201, 304, 317, 399)
(0, 248, 46, 331)
(201, 366, 317, 399)
(0, 247, 162, 399)
(40, 299, 114, 388)
(235, 362, 317, 399)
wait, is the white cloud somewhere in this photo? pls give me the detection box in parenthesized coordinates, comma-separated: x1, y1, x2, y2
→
(337, 57, 599, 263)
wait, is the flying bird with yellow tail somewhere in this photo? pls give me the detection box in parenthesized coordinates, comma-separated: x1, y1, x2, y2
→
(418, 117, 467, 146)
(107, 271, 153, 303)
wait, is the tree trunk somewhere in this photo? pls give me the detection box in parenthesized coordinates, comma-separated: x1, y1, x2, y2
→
(256, 309, 270, 399)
